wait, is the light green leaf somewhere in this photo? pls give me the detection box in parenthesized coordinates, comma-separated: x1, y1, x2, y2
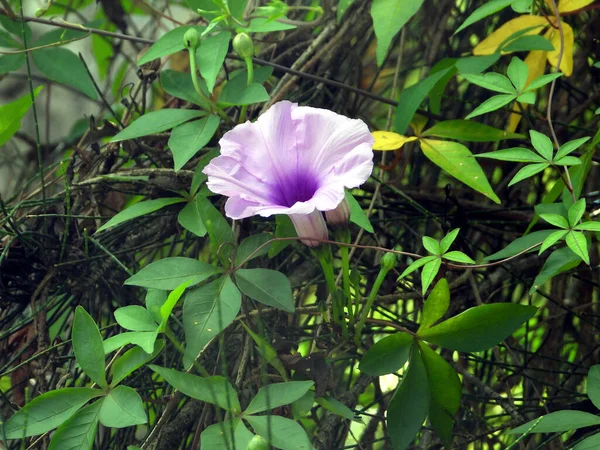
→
(183, 276, 241, 369)
(554, 155, 582, 166)
(219, 81, 269, 106)
(539, 213, 569, 229)
(422, 236, 441, 255)
(525, 72, 563, 92)
(587, 365, 600, 410)
(1, 388, 102, 439)
(114, 305, 158, 332)
(359, 332, 413, 376)
(440, 230, 460, 253)
(422, 120, 524, 142)
(98, 386, 146, 428)
(387, 346, 430, 450)
(178, 196, 208, 237)
(32, 48, 97, 99)
(530, 130, 554, 160)
(200, 419, 253, 450)
(516, 91, 536, 104)
(138, 25, 205, 65)
(575, 221, 600, 232)
(97, 197, 186, 233)
(197, 31, 231, 93)
(566, 231, 589, 264)
(125, 256, 219, 290)
(508, 162, 549, 186)
(568, 198, 586, 226)
(159, 282, 190, 331)
(245, 381, 314, 415)
(454, 0, 515, 35)
(555, 136, 590, 160)
(420, 139, 501, 203)
(371, 0, 423, 65)
(111, 109, 205, 142)
(419, 279, 450, 331)
(476, 147, 546, 162)
(507, 57, 529, 92)
(539, 230, 568, 254)
(149, 365, 241, 412)
(160, 69, 210, 108)
(48, 400, 102, 450)
(421, 259, 442, 295)
(169, 115, 220, 171)
(417, 303, 537, 352)
(103, 331, 158, 355)
(111, 340, 164, 387)
(443, 251, 475, 264)
(245, 415, 315, 450)
(398, 255, 437, 279)
(530, 247, 581, 294)
(235, 269, 294, 312)
(346, 191, 374, 233)
(0, 86, 42, 147)
(509, 410, 600, 434)
(465, 93, 515, 119)
(462, 72, 515, 94)
(73, 306, 107, 389)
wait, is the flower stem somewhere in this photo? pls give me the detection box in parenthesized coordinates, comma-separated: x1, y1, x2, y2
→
(354, 266, 390, 346)
(239, 57, 254, 123)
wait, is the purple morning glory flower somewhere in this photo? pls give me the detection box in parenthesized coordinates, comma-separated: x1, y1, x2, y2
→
(203, 101, 374, 246)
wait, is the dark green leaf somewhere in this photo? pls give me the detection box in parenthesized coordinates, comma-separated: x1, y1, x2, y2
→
(587, 365, 600, 410)
(346, 191, 374, 233)
(268, 215, 297, 258)
(509, 410, 600, 434)
(0, 15, 31, 41)
(0, 86, 42, 147)
(419, 279, 450, 331)
(245, 381, 314, 415)
(417, 303, 537, 352)
(530, 246, 581, 294)
(73, 306, 107, 389)
(574, 432, 600, 450)
(32, 48, 97, 99)
(315, 395, 360, 422)
(160, 69, 210, 108)
(485, 230, 555, 261)
(111, 340, 164, 387)
(0, 54, 25, 75)
(111, 109, 205, 142)
(503, 34, 554, 52)
(244, 415, 314, 450)
(97, 197, 185, 232)
(359, 332, 413, 376)
(235, 233, 273, 266)
(423, 120, 525, 141)
(169, 115, 220, 171)
(219, 82, 269, 105)
(196, 196, 234, 264)
(48, 400, 102, 450)
(138, 26, 205, 65)
(178, 196, 208, 237)
(235, 269, 294, 312)
(455, 53, 500, 74)
(98, 386, 146, 428)
(197, 31, 231, 93)
(125, 256, 219, 290)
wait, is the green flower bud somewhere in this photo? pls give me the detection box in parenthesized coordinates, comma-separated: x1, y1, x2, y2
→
(246, 434, 269, 450)
(233, 32, 254, 59)
(381, 252, 397, 271)
(183, 28, 200, 50)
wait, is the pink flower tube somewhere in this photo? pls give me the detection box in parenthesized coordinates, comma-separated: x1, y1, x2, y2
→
(203, 101, 374, 246)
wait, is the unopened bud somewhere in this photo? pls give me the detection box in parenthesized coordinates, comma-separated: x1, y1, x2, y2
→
(325, 198, 350, 228)
(247, 434, 269, 450)
(381, 252, 397, 271)
(183, 28, 200, 50)
(233, 32, 254, 59)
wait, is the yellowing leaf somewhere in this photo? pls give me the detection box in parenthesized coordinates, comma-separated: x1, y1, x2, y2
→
(546, 22, 574, 76)
(506, 50, 548, 132)
(372, 131, 418, 151)
(558, 0, 595, 13)
(473, 15, 548, 55)
(410, 114, 428, 135)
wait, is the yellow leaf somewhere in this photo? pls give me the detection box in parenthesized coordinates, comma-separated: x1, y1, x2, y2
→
(506, 50, 549, 132)
(473, 15, 548, 56)
(372, 131, 418, 151)
(546, 22, 574, 76)
(558, 0, 595, 13)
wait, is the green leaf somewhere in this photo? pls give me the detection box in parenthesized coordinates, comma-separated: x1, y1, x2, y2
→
(555, 136, 590, 160)
(0, 53, 26, 75)
(196, 196, 234, 264)
(150, 365, 241, 412)
(169, 115, 220, 171)
(509, 410, 600, 434)
(507, 57, 529, 92)
(465, 93, 515, 119)
(125, 256, 219, 290)
(539, 230, 568, 254)
(234, 233, 273, 266)
(387, 346, 430, 450)
(196, 31, 231, 93)
(269, 215, 297, 257)
(516, 91, 536, 104)
(183, 276, 241, 369)
(395, 68, 452, 134)
(417, 303, 537, 352)
(371, 0, 423, 65)
(440, 229, 460, 253)
(235, 269, 294, 312)
(315, 395, 360, 422)
(200, 419, 253, 450)
(359, 332, 413, 376)
(111, 340, 164, 387)
(158, 282, 190, 333)
(486, 230, 555, 261)
(97, 197, 185, 232)
(555, 155, 582, 166)
(419, 279, 450, 331)
(530, 130, 554, 160)
(587, 365, 600, 410)
(568, 198, 586, 226)
(525, 72, 563, 92)
(462, 72, 515, 94)
(503, 34, 554, 52)
(178, 196, 208, 237)
(443, 251, 475, 264)
(418, 342, 461, 444)
(398, 255, 438, 279)
(245, 381, 314, 415)
(241, 323, 288, 380)
(539, 213, 569, 229)
(138, 25, 204, 65)
(454, 0, 515, 35)
(111, 109, 205, 142)
(98, 386, 146, 428)
(455, 53, 500, 74)
(103, 331, 158, 355)
(530, 246, 581, 294)
(429, 59, 458, 114)
(422, 236, 441, 255)
(1, 388, 102, 439)
(422, 120, 525, 142)
(574, 432, 600, 450)
(0, 86, 42, 147)
(160, 69, 210, 108)
(509, 162, 549, 186)
(32, 48, 97, 99)
(476, 147, 546, 162)
(243, 18, 297, 32)
(575, 221, 600, 232)
(191, 149, 218, 196)
(346, 191, 374, 233)
(566, 231, 589, 264)
(114, 305, 158, 332)
(48, 400, 102, 450)
(0, 29, 19, 48)
(421, 259, 442, 295)
(0, 15, 32, 41)
(73, 306, 107, 389)
(420, 139, 501, 203)
(244, 415, 315, 450)
(219, 81, 270, 106)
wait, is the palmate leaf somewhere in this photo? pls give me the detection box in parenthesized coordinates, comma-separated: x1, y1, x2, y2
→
(539, 230, 568, 254)
(476, 147, 545, 163)
(421, 258, 442, 295)
(566, 231, 589, 264)
(568, 198, 586, 226)
(359, 332, 414, 375)
(554, 156, 582, 166)
(507, 57, 529, 92)
(465, 93, 516, 119)
(508, 162, 549, 186)
(462, 72, 515, 93)
(398, 255, 437, 280)
(516, 91, 536, 104)
(443, 251, 475, 264)
(422, 236, 441, 255)
(530, 130, 554, 160)
(454, 0, 515, 35)
(529, 246, 582, 294)
(439, 229, 460, 253)
(525, 72, 563, 92)
(419, 279, 450, 331)
(575, 221, 600, 232)
(422, 120, 525, 142)
(539, 213, 569, 229)
(509, 410, 600, 434)
(555, 136, 591, 160)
